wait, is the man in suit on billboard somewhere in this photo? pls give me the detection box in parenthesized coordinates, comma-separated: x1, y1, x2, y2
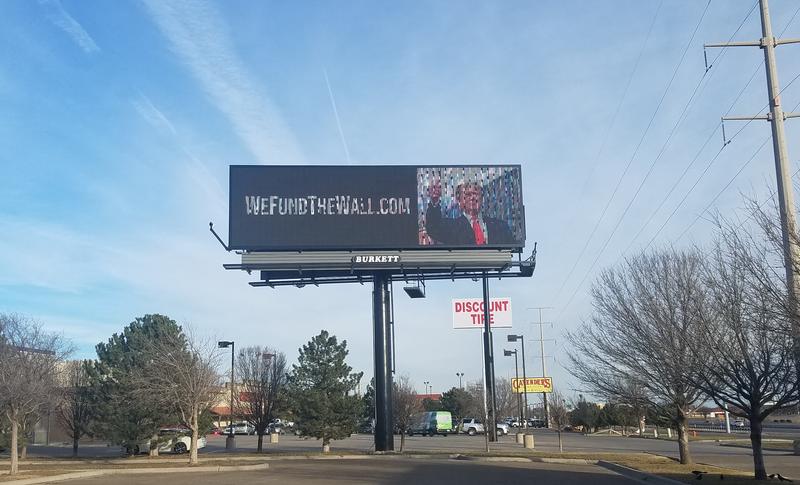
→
(425, 180, 515, 246)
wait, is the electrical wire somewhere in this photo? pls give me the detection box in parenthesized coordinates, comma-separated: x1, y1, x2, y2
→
(554, 0, 715, 320)
(647, 70, 800, 249)
(620, 2, 799, 255)
(550, 0, 711, 304)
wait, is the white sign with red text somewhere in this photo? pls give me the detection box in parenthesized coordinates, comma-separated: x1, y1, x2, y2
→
(452, 298, 512, 329)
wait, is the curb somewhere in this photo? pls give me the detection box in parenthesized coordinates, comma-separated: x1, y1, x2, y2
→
(451, 455, 531, 463)
(2, 471, 106, 485)
(14, 456, 269, 466)
(533, 457, 598, 465)
(1, 463, 268, 485)
(597, 461, 685, 485)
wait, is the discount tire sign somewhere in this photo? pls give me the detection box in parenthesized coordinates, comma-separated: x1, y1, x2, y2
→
(452, 298, 512, 329)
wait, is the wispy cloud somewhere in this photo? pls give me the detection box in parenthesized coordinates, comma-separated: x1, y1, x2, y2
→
(39, 0, 100, 54)
(132, 93, 177, 136)
(142, 0, 303, 164)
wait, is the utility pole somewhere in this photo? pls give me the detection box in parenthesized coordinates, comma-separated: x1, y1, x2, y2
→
(705, 0, 800, 379)
(529, 307, 554, 428)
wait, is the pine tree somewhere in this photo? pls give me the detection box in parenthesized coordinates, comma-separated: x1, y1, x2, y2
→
(289, 330, 363, 452)
(88, 314, 184, 455)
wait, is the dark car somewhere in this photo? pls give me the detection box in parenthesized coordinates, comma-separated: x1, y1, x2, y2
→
(528, 418, 546, 428)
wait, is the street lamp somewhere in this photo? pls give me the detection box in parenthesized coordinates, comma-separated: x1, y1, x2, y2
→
(503, 349, 522, 429)
(423, 381, 430, 395)
(507, 335, 528, 429)
(456, 372, 464, 389)
(218, 340, 236, 450)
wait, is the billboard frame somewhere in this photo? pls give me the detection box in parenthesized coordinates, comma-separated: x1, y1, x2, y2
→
(214, 163, 536, 454)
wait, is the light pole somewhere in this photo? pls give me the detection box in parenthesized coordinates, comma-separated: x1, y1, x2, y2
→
(456, 372, 464, 389)
(507, 335, 527, 429)
(423, 381, 430, 395)
(218, 340, 235, 450)
(504, 349, 522, 428)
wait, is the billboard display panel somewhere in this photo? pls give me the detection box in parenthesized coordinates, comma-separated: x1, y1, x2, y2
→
(452, 298, 512, 329)
(229, 165, 525, 251)
(511, 377, 553, 393)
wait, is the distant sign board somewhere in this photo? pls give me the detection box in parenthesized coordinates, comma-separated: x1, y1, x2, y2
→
(229, 165, 525, 251)
(511, 377, 553, 393)
(452, 298, 512, 329)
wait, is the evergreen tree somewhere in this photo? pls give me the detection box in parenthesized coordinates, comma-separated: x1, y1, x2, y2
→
(440, 386, 476, 420)
(88, 314, 184, 454)
(288, 330, 363, 452)
(361, 378, 376, 422)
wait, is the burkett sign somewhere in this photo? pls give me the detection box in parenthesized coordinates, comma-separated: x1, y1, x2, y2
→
(452, 298, 512, 329)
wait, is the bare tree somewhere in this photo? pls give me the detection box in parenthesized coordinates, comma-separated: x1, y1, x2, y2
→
(745, 197, 800, 386)
(56, 360, 95, 457)
(549, 390, 569, 452)
(136, 328, 220, 465)
(236, 346, 287, 452)
(0, 314, 71, 475)
(614, 378, 649, 435)
(463, 380, 490, 421)
(392, 375, 422, 452)
(567, 249, 706, 464)
(493, 379, 517, 420)
(689, 216, 799, 480)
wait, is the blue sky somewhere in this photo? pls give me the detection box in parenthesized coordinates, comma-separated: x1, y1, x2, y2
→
(3, 0, 800, 401)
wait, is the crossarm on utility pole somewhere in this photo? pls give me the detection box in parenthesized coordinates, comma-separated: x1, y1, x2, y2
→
(704, 41, 761, 48)
(722, 115, 769, 121)
(723, 113, 800, 122)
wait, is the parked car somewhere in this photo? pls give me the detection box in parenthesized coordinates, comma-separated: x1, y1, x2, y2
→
(224, 422, 255, 435)
(732, 419, 747, 428)
(528, 418, 546, 428)
(125, 428, 207, 455)
(268, 418, 296, 435)
(407, 411, 453, 436)
(460, 418, 509, 436)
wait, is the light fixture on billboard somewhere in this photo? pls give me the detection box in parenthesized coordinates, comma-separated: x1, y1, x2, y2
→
(403, 276, 426, 299)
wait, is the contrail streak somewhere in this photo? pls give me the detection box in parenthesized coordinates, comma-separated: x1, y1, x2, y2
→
(323, 68, 352, 164)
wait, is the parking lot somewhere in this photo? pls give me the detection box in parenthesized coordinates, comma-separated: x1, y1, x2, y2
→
(60, 457, 636, 485)
(22, 428, 799, 480)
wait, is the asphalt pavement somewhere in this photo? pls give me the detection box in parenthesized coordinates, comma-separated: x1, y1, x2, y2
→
(62, 457, 636, 485)
(22, 429, 800, 480)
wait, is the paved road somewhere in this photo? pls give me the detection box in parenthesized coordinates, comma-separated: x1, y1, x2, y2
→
(65, 457, 635, 485)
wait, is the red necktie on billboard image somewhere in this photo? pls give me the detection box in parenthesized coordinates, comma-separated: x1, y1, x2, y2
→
(472, 219, 486, 245)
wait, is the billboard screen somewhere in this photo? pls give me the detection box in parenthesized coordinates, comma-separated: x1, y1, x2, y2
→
(452, 298, 512, 329)
(229, 165, 525, 251)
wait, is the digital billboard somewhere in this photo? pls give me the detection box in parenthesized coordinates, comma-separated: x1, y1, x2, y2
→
(229, 165, 525, 251)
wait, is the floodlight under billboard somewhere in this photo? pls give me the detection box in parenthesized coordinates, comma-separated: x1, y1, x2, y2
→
(228, 165, 525, 251)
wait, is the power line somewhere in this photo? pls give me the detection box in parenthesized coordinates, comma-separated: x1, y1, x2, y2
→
(550, 2, 663, 302)
(554, 1, 716, 319)
(621, 2, 800, 255)
(646, 71, 800, 249)
(550, 0, 711, 304)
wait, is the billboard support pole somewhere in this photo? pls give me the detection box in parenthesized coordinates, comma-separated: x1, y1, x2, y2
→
(482, 274, 498, 442)
(373, 272, 394, 452)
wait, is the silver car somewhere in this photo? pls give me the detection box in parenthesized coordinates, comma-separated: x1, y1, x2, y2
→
(126, 428, 206, 455)
(460, 418, 510, 436)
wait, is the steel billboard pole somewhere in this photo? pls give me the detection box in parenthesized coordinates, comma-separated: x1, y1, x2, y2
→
(482, 274, 497, 442)
(373, 272, 394, 452)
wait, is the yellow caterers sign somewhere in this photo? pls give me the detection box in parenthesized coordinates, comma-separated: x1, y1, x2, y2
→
(511, 377, 553, 393)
